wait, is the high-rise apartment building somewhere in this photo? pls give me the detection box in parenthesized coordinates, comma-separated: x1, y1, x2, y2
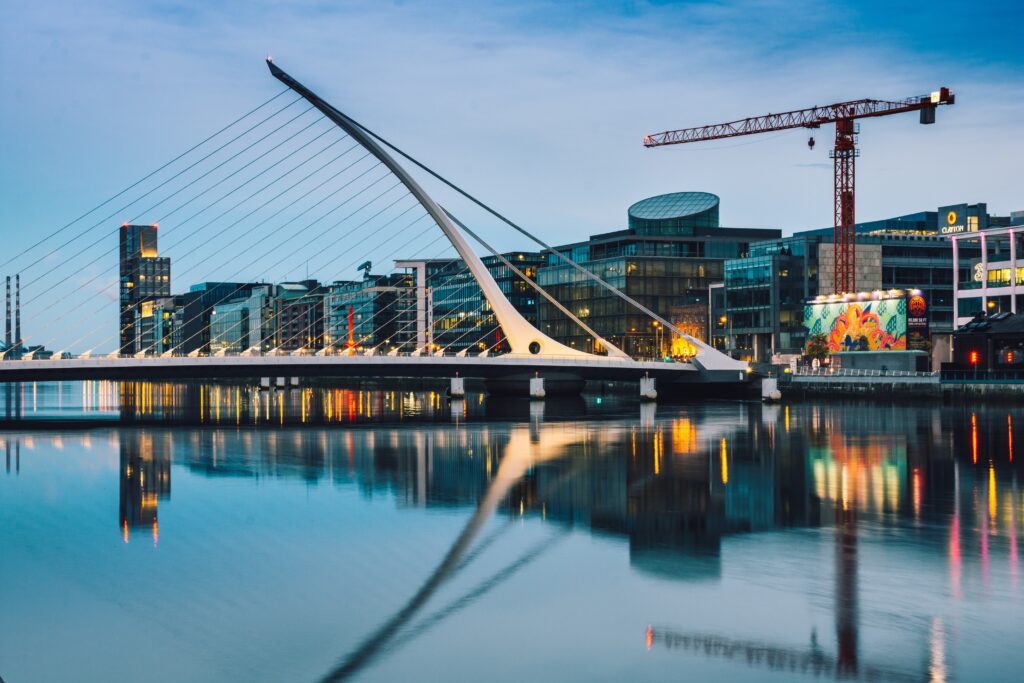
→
(119, 224, 170, 355)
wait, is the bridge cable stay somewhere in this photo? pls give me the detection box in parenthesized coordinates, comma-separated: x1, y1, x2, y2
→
(117, 181, 411, 358)
(145, 214, 551, 360)
(27, 121, 367, 351)
(160, 198, 432, 358)
(45, 155, 381, 356)
(350, 116, 695, 341)
(314, 232, 462, 354)
(177, 210, 483, 359)
(0, 87, 291, 271)
(278, 199, 559, 354)
(444, 210, 624, 357)
(433, 297, 495, 354)
(356, 450, 598, 674)
(318, 427, 592, 682)
(124, 105, 593, 358)
(23, 120, 349, 341)
(312, 240, 477, 355)
(130, 95, 634, 358)
(170, 208, 442, 357)
(375, 261, 493, 355)
(344, 208, 629, 359)
(19, 102, 315, 302)
(234, 218, 524, 358)
(11, 95, 305, 291)
(125, 155, 393, 348)
(267, 61, 601, 361)
(390, 460, 586, 656)
(34, 135, 374, 354)
(35, 137, 367, 355)
(18, 102, 332, 343)
(312, 203, 628, 359)
(266, 61, 739, 367)
(363, 122, 726, 360)
(121, 168, 430, 356)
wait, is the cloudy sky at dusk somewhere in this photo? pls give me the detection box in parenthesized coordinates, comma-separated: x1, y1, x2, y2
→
(2, 0, 1022, 350)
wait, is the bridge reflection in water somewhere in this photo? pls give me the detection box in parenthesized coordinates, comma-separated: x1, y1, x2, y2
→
(0, 379, 640, 425)
(2, 396, 1020, 682)
(84, 400, 1021, 680)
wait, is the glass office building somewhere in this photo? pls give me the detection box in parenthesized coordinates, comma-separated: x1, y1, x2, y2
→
(119, 224, 171, 355)
(538, 192, 780, 358)
(324, 274, 417, 353)
(714, 206, 1002, 363)
(431, 252, 545, 354)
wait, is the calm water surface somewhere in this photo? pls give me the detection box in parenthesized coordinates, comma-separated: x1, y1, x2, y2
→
(1, 382, 1022, 682)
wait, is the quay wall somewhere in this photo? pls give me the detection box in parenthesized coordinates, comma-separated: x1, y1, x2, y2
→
(784, 375, 1024, 401)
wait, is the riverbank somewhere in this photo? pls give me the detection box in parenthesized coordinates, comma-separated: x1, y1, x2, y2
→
(782, 373, 1024, 401)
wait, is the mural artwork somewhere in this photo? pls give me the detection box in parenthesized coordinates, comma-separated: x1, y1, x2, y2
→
(803, 298, 908, 352)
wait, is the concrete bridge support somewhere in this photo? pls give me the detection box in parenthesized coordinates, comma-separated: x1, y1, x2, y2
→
(529, 377, 545, 399)
(640, 376, 657, 401)
(450, 376, 465, 398)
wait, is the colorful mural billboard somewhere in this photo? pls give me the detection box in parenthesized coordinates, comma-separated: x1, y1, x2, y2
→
(803, 296, 908, 352)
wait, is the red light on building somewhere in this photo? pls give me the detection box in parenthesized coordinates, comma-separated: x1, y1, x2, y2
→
(969, 350, 979, 365)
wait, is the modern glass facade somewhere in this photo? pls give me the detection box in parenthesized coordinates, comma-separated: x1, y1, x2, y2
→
(715, 206, 1004, 362)
(272, 281, 325, 352)
(324, 274, 416, 352)
(119, 224, 170, 355)
(539, 192, 780, 358)
(430, 252, 544, 354)
(627, 192, 720, 235)
(715, 236, 820, 360)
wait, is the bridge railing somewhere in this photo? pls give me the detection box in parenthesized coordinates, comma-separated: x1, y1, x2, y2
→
(793, 367, 937, 378)
(3, 349, 698, 368)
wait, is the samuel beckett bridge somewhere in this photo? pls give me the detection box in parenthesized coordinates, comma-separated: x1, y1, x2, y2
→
(0, 60, 747, 398)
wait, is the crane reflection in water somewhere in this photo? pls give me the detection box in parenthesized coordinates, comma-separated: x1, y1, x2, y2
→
(3, 382, 1021, 682)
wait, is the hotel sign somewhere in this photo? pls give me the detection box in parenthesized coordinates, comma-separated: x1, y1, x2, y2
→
(939, 203, 973, 235)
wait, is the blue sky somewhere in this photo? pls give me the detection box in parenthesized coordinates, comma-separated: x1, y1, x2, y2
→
(1, 0, 1022, 351)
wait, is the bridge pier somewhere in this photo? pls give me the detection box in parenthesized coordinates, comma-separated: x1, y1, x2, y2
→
(640, 376, 657, 401)
(529, 377, 546, 399)
(450, 376, 465, 398)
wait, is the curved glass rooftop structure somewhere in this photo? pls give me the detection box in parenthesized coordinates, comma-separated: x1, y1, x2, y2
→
(628, 192, 720, 235)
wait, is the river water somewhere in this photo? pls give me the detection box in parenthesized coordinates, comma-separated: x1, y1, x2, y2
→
(1, 382, 1021, 682)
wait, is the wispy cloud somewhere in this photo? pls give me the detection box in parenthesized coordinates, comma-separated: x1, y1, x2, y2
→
(2, 0, 1022, 349)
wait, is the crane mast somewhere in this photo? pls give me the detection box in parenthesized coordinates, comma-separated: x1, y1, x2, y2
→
(644, 88, 954, 294)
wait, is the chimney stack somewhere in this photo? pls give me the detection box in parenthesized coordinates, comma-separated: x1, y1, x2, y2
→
(15, 274, 21, 347)
(4, 276, 10, 348)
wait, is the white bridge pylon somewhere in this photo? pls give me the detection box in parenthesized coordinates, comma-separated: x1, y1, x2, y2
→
(268, 60, 620, 361)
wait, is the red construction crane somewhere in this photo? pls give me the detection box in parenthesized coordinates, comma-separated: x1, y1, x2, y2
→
(644, 88, 955, 294)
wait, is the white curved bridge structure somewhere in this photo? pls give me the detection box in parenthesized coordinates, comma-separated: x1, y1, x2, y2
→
(0, 61, 748, 397)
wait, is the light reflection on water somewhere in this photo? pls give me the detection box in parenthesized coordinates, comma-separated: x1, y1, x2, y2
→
(1, 386, 1022, 682)
(1, 380, 632, 425)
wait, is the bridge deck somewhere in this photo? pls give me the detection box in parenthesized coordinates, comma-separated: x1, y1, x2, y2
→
(0, 355, 743, 384)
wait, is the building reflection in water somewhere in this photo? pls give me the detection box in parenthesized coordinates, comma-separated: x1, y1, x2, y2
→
(4, 437, 20, 474)
(119, 431, 171, 544)
(94, 396, 1023, 680)
(116, 382, 494, 426)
